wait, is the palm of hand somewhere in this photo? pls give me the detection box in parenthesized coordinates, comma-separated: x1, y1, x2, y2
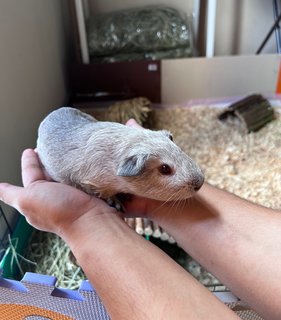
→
(18, 179, 101, 233)
(0, 149, 113, 235)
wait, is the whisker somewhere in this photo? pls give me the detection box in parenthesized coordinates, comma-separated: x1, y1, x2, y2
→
(167, 189, 183, 217)
(151, 189, 178, 215)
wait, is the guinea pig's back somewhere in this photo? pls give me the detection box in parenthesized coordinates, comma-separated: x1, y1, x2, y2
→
(38, 107, 95, 136)
(36, 107, 97, 182)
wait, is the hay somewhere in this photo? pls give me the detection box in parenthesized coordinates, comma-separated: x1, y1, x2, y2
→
(22, 105, 281, 290)
(2, 234, 37, 277)
(82, 97, 152, 125)
(23, 231, 85, 289)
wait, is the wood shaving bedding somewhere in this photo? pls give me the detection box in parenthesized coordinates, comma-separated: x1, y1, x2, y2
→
(150, 106, 281, 209)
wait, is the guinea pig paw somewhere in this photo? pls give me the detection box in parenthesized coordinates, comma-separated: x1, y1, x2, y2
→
(106, 196, 124, 212)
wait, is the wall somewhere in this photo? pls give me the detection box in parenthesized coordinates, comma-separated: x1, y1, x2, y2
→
(0, 0, 70, 187)
(0, 0, 71, 234)
(162, 54, 280, 104)
(215, 0, 276, 55)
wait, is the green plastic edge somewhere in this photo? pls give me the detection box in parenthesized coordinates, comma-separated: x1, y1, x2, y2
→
(0, 215, 33, 279)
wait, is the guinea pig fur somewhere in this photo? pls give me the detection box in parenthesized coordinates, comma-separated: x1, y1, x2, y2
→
(37, 107, 204, 202)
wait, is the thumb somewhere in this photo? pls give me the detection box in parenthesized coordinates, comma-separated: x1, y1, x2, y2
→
(125, 119, 143, 129)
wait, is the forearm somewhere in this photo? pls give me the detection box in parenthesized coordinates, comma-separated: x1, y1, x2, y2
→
(62, 211, 237, 320)
(152, 183, 281, 319)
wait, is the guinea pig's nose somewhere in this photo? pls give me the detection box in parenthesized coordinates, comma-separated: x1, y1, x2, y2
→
(192, 175, 204, 191)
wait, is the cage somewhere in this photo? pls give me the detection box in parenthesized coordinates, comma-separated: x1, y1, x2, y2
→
(0, 205, 33, 279)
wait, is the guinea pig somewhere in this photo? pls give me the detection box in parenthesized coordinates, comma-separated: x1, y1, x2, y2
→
(36, 107, 204, 202)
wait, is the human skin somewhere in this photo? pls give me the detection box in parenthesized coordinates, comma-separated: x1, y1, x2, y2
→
(0, 148, 238, 319)
(125, 184, 281, 320)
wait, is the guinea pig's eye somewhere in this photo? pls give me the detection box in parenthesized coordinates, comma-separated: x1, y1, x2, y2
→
(168, 134, 173, 141)
(159, 164, 172, 175)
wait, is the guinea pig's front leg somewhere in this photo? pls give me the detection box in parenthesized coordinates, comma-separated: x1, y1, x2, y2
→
(79, 181, 124, 211)
(79, 180, 111, 198)
(106, 196, 124, 212)
(109, 193, 134, 212)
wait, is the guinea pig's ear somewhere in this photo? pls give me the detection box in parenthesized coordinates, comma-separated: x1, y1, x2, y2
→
(117, 154, 148, 177)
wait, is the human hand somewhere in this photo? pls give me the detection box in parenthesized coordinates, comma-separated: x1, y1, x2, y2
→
(0, 149, 117, 236)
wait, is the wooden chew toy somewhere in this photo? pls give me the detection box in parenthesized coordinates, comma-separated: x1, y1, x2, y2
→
(125, 218, 176, 243)
(218, 94, 275, 132)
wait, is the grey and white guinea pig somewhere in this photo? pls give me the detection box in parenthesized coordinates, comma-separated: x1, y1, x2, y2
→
(36, 107, 204, 202)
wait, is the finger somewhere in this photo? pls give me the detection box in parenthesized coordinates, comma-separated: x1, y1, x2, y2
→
(21, 149, 46, 187)
(125, 118, 143, 129)
(42, 168, 54, 182)
(34, 149, 53, 181)
(0, 183, 24, 212)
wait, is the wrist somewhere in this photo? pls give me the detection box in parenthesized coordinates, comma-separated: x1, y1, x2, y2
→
(59, 204, 119, 251)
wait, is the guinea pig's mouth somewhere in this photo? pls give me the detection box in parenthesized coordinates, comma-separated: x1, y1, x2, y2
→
(181, 176, 205, 197)
(191, 176, 205, 191)
(169, 180, 204, 201)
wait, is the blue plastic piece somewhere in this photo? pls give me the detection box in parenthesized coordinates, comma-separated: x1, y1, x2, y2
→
(79, 280, 94, 292)
(22, 272, 57, 286)
(0, 271, 110, 319)
(0, 277, 28, 292)
(51, 287, 84, 301)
